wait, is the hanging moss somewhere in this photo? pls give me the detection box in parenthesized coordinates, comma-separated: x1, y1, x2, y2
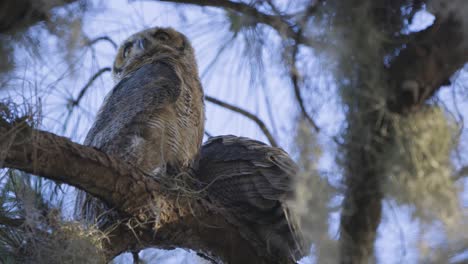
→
(382, 106, 460, 224)
(289, 117, 338, 263)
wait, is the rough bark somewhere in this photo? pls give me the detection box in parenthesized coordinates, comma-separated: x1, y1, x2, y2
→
(388, 17, 468, 113)
(339, 14, 468, 264)
(0, 119, 286, 264)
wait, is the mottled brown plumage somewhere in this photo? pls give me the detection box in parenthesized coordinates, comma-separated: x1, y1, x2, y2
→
(197, 135, 304, 263)
(74, 27, 301, 263)
(75, 27, 204, 223)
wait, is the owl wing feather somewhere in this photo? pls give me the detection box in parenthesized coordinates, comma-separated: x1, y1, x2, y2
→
(84, 61, 181, 149)
(197, 135, 303, 263)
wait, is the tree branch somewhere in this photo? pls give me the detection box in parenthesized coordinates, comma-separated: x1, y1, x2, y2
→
(157, 0, 291, 34)
(0, 0, 78, 34)
(388, 17, 468, 113)
(339, 15, 468, 264)
(151, 0, 323, 47)
(453, 166, 468, 181)
(86, 36, 118, 49)
(0, 216, 24, 227)
(62, 67, 111, 130)
(204, 130, 213, 138)
(205, 95, 278, 147)
(71, 67, 112, 108)
(1, 119, 156, 214)
(0, 116, 286, 263)
(289, 40, 320, 132)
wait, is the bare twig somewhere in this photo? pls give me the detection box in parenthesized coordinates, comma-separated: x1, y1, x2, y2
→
(453, 166, 468, 181)
(288, 35, 320, 132)
(291, 74, 319, 132)
(204, 130, 213, 138)
(290, 67, 320, 132)
(62, 67, 111, 131)
(86, 36, 118, 49)
(205, 95, 278, 147)
(71, 67, 112, 108)
(264, 0, 284, 17)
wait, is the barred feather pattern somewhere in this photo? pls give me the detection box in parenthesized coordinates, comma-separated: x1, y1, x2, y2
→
(198, 135, 304, 263)
(74, 27, 205, 226)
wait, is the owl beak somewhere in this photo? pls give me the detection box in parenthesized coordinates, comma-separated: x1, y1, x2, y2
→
(137, 38, 147, 50)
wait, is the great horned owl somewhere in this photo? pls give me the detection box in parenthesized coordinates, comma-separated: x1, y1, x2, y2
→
(75, 27, 204, 223)
(197, 135, 304, 263)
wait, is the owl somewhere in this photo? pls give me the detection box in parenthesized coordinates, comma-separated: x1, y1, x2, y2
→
(75, 27, 205, 223)
(197, 135, 304, 263)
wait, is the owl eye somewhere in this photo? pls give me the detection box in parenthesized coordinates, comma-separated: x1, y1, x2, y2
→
(123, 43, 132, 58)
(154, 31, 170, 41)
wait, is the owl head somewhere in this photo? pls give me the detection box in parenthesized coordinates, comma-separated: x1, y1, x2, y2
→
(112, 27, 196, 82)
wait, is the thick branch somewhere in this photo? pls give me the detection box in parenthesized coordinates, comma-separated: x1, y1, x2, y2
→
(339, 15, 468, 264)
(205, 95, 278, 147)
(0, 118, 285, 263)
(388, 17, 468, 113)
(0, 0, 77, 34)
(1, 120, 157, 215)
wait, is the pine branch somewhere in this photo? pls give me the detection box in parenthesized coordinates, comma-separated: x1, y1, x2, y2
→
(151, 0, 324, 48)
(86, 36, 118, 49)
(0, 114, 286, 263)
(205, 95, 278, 147)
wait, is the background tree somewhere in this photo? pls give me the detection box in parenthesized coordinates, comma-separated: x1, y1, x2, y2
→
(1, 0, 468, 263)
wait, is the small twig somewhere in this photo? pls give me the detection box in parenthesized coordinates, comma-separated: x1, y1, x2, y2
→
(453, 166, 468, 181)
(132, 250, 140, 264)
(201, 35, 236, 79)
(205, 95, 278, 147)
(86, 36, 118, 49)
(265, 0, 283, 17)
(71, 67, 112, 108)
(62, 67, 111, 132)
(289, 40, 320, 132)
(300, 0, 323, 24)
(197, 252, 221, 264)
(287, 3, 322, 133)
(204, 130, 213, 138)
